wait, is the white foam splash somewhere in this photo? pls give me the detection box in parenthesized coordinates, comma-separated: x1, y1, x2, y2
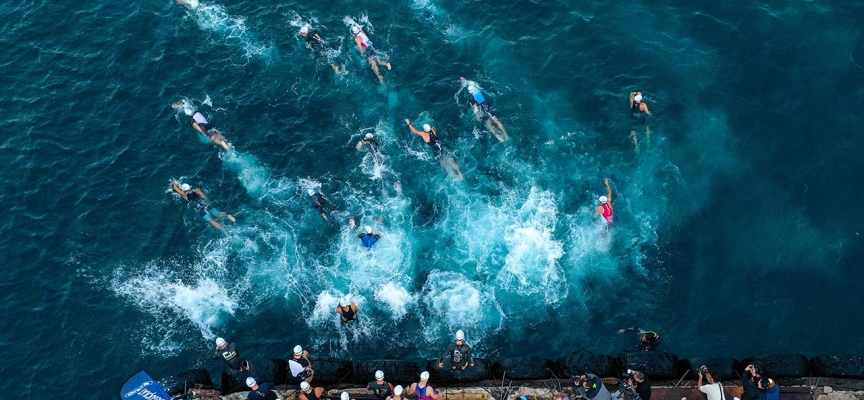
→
(187, 2, 273, 61)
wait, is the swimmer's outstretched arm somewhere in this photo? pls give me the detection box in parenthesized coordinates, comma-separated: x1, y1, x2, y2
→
(171, 183, 188, 199)
(196, 188, 209, 201)
(404, 119, 429, 141)
(604, 178, 612, 205)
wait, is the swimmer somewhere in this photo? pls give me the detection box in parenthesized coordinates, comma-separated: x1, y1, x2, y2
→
(337, 297, 360, 325)
(629, 91, 652, 151)
(307, 189, 329, 221)
(460, 77, 508, 142)
(630, 91, 652, 116)
(300, 25, 345, 74)
(404, 119, 465, 181)
(351, 25, 391, 84)
(594, 178, 613, 225)
(356, 132, 380, 154)
(357, 225, 380, 248)
(288, 345, 315, 383)
(175, 0, 199, 10)
(171, 102, 232, 150)
(172, 181, 236, 233)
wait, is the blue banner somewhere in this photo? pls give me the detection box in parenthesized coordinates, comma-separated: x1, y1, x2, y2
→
(120, 370, 171, 400)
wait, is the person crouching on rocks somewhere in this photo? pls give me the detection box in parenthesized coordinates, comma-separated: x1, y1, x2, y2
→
(289, 345, 315, 383)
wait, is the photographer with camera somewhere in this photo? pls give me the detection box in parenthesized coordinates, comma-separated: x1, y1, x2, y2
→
(617, 369, 651, 400)
(573, 373, 612, 400)
(697, 365, 725, 400)
(742, 364, 768, 400)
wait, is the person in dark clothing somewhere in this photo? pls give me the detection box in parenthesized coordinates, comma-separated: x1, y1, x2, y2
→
(404, 118, 464, 180)
(173, 182, 236, 233)
(246, 377, 277, 400)
(299, 25, 344, 74)
(299, 381, 325, 400)
(438, 330, 475, 370)
(742, 364, 768, 400)
(307, 189, 330, 221)
(367, 370, 395, 400)
(213, 337, 249, 371)
(337, 298, 359, 325)
(618, 327, 661, 351)
(171, 101, 232, 150)
(624, 370, 651, 400)
(628, 91, 652, 152)
(356, 132, 380, 153)
(289, 345, 315, 383)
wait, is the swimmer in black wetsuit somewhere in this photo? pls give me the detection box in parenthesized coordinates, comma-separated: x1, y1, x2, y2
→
(356, 132, 381, 156)
(404, 118, 464, 181)
(629, 91, 652, 152)
(336, 298, 359, 325)
(171, 101, 232, 150)
(307, 189, 330, 221)
(172, 181, 236, 233)
(300, 25, 345, 74)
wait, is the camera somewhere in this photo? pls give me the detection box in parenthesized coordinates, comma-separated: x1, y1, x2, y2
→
(700, 366, 709, 374)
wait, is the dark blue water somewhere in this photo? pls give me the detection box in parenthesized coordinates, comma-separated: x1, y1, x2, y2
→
(3, 0, 864, 397)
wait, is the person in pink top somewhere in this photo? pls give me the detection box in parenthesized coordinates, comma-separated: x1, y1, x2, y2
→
(594, 178, 613, 224)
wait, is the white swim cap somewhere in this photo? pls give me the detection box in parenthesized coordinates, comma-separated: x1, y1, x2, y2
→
(215, 337, 226, 347)
(634, 94, 643, 103)
(365, 226, 373, 234)
(246, 377, 257, 387)
(341, 392, 350, 400)
(394, 385, 403, 395)
(301, 381, 311, 391)
(365, 133, 374, 139)
(599, 196, 608, 204)
(455, 330, 465, 340)
(307, 189, 315, 196)
(180, 183, 191, 191)
(420, 371, 430, 381)
(294, 345, 303, 355)
(351, 26, 361, 34)
(375, 370, 384, 380)
(183, 108, 193, 116)
(422, 124, 431, 132)
(300, 26, 309, 34)
(467, 84, 477, 94)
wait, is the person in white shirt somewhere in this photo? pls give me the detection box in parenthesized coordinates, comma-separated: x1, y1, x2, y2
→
(698, 366, 726, 400)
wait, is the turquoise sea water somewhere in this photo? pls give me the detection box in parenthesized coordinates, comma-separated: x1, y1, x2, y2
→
(3, 0, 864, 397)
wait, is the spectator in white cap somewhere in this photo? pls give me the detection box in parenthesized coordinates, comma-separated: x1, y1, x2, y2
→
(367, 369, 394, 400)
(288, 345, 315, 383)
(438, 329, 475, 370)
(246, 377, 277, 400)
(299, 380, 326, 400)
(213, 337, 248, 371)
(594, 178, 613, 227)
(386, 385, 405, 400)
(407, 372, 440, 400)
